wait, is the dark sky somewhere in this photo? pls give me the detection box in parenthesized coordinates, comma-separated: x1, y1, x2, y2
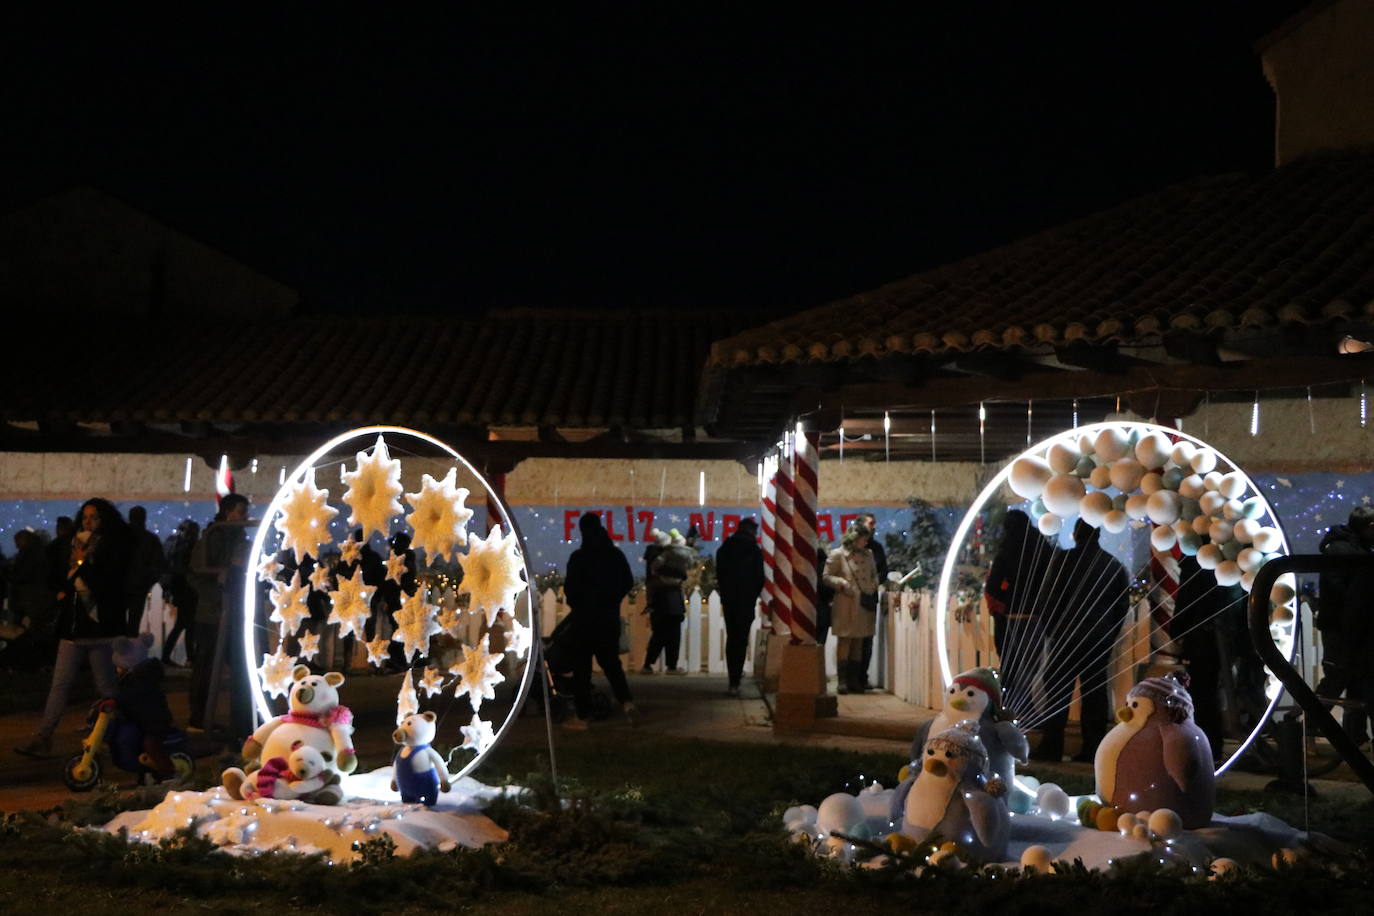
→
(1, 2, 1306, 316)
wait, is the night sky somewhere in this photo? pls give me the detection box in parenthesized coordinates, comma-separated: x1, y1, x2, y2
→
(1, 3, 1306, 317)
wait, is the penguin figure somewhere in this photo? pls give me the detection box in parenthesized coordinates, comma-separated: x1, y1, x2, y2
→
(1094, 675, 1214, 829)
(897, 722, 1010, 862)
(903, 667, 1028, 785)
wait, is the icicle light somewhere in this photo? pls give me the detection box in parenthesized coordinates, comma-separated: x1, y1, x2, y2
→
(1363, 380, 1369, 429)
(183, 457, 193, 493)
(1307, 386, 1316, 435)
(1072, 398, 1079, 428)
(884, 411, 891, 462)
(1026, 400, 1033, 445)
(978, 401, 987, 465)
(1250, 391, 1260, 437)
(930, 409, 936, 461)
(698, 470, 705, 507)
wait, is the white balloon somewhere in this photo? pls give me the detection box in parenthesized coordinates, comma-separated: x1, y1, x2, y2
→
(1009, 456, 1054, 500)
(1150, 525, 1177, 551)
(1077, 434, 1096, 456)
(1089, 465, 1113, 490)
(1190, 448, 1218, 474)
(1146, 490, 1181, 525)
(1170, 442, 1197, 468)
(1191, 514, 1212, 535)
(1252, 527, 1282, 553)
(1047, 442, 1080, 475)
(1079, 491, 1113, 526)
(1042, 474, 1086, 517)
(1208, 519, 1234, 544)
(1178, 474, 1205, 499)
(1103, 510, 1128, 533)
(1219, 472, 1246, 500)
(1233, 518, 1260, 543)
(1038, 513, 1063, 536)
(1240, 571, 1256, 593)
(1202, 471, 1223, 492)
(1095, 428, 1131, 462)
(1135, 432, 1172, 469)
(1171, 519, 1192, 537)
(1148, 809, 1183, 841)
(1124, 493, 1150, 520)
(1199, 491, 1226, 516)
(1237, 547, 1265, 573)
(1140, 472, 1163, 495)
(1214, 560, 1242, 587)
(1221, 499, 1243, 520)
(1035, 784, 1071, 820)
(1197, 544, 1223, 570)
(1107, 458, 1143, 492)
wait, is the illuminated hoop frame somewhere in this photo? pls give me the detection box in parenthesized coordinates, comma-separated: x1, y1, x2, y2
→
(935, 420, 1292, 777)
(240, 425, 539, 782)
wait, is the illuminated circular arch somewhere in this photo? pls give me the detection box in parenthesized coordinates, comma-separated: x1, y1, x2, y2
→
(240, 425, 538, 784)
(935, 420, 1292, 777)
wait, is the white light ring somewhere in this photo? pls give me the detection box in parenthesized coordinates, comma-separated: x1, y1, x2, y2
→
(240, 424, 538, 782)
(934, 420, 1292, 777)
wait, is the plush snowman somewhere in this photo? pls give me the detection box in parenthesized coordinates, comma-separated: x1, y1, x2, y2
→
(898, 722, 1010, 862)
(906, 667, 1028, 786)
(390, 711, 452, 807)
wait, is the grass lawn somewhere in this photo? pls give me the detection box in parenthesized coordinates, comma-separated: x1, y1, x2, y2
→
(2, 732, 1372, 915)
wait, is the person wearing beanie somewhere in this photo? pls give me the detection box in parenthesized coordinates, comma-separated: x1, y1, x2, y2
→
(563, 512, 637, 728)
(110, 632, 179, 782)
(643, 527, 694, 675)
(714, 517, 765, 696)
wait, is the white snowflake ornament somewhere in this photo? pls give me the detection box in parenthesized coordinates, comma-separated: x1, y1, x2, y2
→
(256, 552, 284, 584)
(364, 636, 392, 668)
(269, 572, 312, 637)
(457, 525, 527, 627)
(419, 667, 447, 697)
(273, 467, 339, 564)
(391, 589, 442, 662)
(384, 551, 408, 585)
(296, 630, 321, 661)
(342, 435, 404, 540)
(459, 712, 496, 755)
(437, 605, 463, 638)
(449, 634, 505, 711)
(259, 644, 298, 699)
(504, 613, 533, 660)
(396, 669, 419, 726)
(308, 563, 333, 593)
(405, 468, 473, 562)
(326, 566, 375, 641)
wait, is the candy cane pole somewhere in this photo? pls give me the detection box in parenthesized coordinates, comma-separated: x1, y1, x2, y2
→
(789, 429, 819, 644)
(760, 459, 779, 632)
(773, 437, 796, 634)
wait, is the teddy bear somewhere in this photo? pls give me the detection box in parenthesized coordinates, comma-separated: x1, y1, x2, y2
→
(234, 742, 342, 804)
(223, 665, 355, 804)
(390, 711, 451, 807)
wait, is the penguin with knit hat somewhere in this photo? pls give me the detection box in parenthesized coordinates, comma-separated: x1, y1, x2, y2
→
(907, 667, 1029, 788)
(1094, 673, 1215, 829)
(896, 721, 1011, 862)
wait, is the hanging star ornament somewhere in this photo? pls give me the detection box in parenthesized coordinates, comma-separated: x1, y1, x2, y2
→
(503, 613, 533, 660)
(449, 634, 505, 711)
(274, 467, 339, 564)
(396, 669, 419, 726)
(339, 538, 362, 566)
(459, 712, 495, 755)
(364, 636, 392, 668)
(404, 468, 474, 562)
(384, 550, 408, 585)
(326, 566, 375, 641)
(269, 572, 312, 637)
(392, 590, 442, 662)
(296, 630, 321, 661)
(419, 667, 447, 698)
(437, 604, 465, 638)
(259, 644, 298, 699)
(308, 563, 333, 593)
(256, 551, 284, 584)
(342, 435, 404, 540)
(457, 525, 527, 627)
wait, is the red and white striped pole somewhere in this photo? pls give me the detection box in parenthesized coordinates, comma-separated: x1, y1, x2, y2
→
(773, 436, 796, 634)
(760, 456, 779, 632)
(789, 427, 820, 644)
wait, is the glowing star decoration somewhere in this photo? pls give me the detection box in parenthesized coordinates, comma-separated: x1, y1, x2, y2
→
(308, 564, 333, 593)
(396, 669, 419, 726)
(404, 468, 474, 562)
(341, 435, 404, 540)
(459, 712, 495, 755)
(255, 552, 283, 584)
(504, 613, 532, 660)
(339, 538, 362, 566)
(384, 551, 408, 585)
(457, 525, 527, 627)
(392, 590, 442, 662)
(364, 636, 392, 668)
(296, 630, 321, 661)
(419, 667, 447, 698)
(437, 605, 463, 638)
(268, 572, 312, 637)
(258, 645, 298, 699)
(449, 635, 505, 711)
(274, 467, 339, 564)
(326, 566, 375, 641)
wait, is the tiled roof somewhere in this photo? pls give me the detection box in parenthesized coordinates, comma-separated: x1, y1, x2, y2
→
(710, 150, 1374, 367)
(9, 309, 755, 431)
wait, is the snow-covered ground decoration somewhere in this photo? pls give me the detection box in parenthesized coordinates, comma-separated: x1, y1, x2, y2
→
(239, 426, 539, 791)
(936, 421, 1297, 778)
(104, 772, 518, 862)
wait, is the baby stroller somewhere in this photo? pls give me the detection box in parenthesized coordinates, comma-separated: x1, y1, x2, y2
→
(529, 616, 613, 723)
(62, 698, 194, 791)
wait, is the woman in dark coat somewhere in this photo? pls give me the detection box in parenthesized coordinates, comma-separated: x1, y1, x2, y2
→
(564, 512, 636, 727)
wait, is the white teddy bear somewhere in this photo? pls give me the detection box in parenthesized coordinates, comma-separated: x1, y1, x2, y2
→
(235, 742, 342, 804)
(390, 711, 451, 807)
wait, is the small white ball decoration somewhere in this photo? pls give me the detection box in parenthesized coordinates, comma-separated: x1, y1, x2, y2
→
(1077, 434, 1096, 455)
(1089, 465, 1112, 489)
(1102, 510, 1128, 534)
(1190, 448, 1218, 474)
(1240, 497, 1265, 519)
(1146, 490, 1181, 525)
(816, 793, 866, 836)
(1170, 442, 1197, 467)
(1240, 571, 1256, 593)
(1202, 471, 1223, 492)
(1218, 472, 1246, 500)
(1038, 513, 1063, 536)
(1131, 823, 1152, 840)
(1214, 560, 1242, 587)
(1020, 845, 1054, 874)
(1047, 441, 1080, 475)
(1252, 527, 1282, 553)
(1043, 474, 1086, 517)
(1208, 519, 1234, 544)
(1117, 812, 1139, 835)
(1108, 458, 1145, 492)
(1178, 474, 1205, 499)
(1209, 857, 1240, 879)
(1079, 491, 1113, 526)
(1197, 544, 1223, 570)
(1233, 518, 1260, 543)
(1222, 499, 1244, 520)
(1191, 514, 1212, 535)
(1199, 491, 1226, 515)
(1147, 809, 1183, 840)
(1271, 581, 1296, 606)
(1135, 431, 1172, 469)
(1094, 428, 1130, 462)
(1124, 493, 1150, 520)
(1150, 525, 1177, 551)
(1171, 519, 1191, 538)
(1074, 457, 1095, 477)
(1035, 784, 1071, 819)
(1178, 531, 1202, 555)
(1009, 456, 1055, 500)
(1237, 547, 1265, 573)
(1140, 472, 1163, 495)
(1272, 602, 1296, 622)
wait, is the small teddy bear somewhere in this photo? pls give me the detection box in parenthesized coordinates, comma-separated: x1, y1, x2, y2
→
(236, 742, 342, 804)
(390, 711, 451, 807)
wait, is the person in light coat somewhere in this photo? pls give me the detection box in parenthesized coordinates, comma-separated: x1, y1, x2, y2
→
(823, 523, 878, 695)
